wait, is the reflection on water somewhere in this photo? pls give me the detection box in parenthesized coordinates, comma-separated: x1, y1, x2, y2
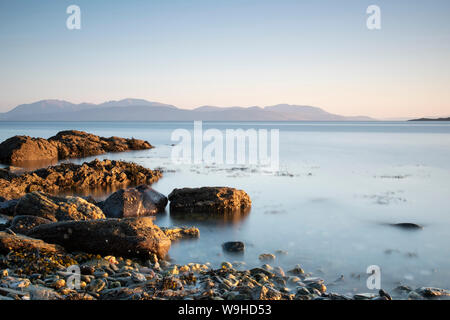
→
(1, 121, 450, 295)
(168, 208, 251, 226)
(9, 158, 59, 171)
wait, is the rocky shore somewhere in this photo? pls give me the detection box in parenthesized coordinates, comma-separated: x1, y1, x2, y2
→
(0, 131, 448, 301)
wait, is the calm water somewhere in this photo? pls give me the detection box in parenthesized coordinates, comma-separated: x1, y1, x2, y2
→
(1, 121, 450, 295)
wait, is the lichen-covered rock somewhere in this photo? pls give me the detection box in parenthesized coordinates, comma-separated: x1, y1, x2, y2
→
(168, 187, 251, 215)
(0, 130, 152, 165)
(102, 185, 168, 218)
(14, 192, 105, 222)
(0, 159, 162, 200)
(9, 215, 53, 234)
(27, 217, 171, 259)
(0, 231, 66, 255)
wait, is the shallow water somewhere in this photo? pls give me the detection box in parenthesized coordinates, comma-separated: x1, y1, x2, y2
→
(1, 121, 450, 295)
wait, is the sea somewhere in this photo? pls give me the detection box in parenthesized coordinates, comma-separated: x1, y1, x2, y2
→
(1, 121, 450, 295)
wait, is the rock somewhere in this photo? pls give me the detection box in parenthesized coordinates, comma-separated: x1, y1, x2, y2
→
(0, 199, 19, 216)
(222, 241, 245, 253)
(14, 192, 105, 222)
(415, 287, 450, 298)
(353, 293, 377, 300)
(379, 289, 392, 300)
(0, 136, 59, 165)
(102, 185, 167, 218)
(0, 131, 152, 165)
(0, 231, 66, 255)
(168, 187, 251, 215)
(252, 285, 282, 300)
(9, 215, 52, 234)
(390, 223, 423, 230)
(0, 159, 162, 201)
(259, 253, 276, 261)
(288, 265, 305, 275)
(27, 217, 171, 259)
(161, 227, 200, 241)
(48, 130, 152, 160)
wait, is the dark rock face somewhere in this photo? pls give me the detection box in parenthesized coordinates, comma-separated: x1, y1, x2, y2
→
(102, 185, 168, 218)
(168, 187, 251, 215)
(0, 136, 59, 164)
(0, 231, 66, 255)
(222, 241, 245, 253)
(0, 199, 19, 216)
(27, 217, 171, 259)
(14, 192, 106, 222)
(10, 215, 52, 234)
(0, 159, 162, 200)
(0, 130, 152, 165)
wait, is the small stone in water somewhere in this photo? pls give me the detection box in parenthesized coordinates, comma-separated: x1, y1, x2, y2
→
(221, 262, 233, 269)
(222, 241, 245, 253)
(258, 254, 276, 261)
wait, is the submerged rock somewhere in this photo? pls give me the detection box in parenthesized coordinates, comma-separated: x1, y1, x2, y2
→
(222, 241, 245, 253)
(0, 159, 162, 200)
(0, 130, 152, 165)
(102, 185, 167, 218)
(168, 187, 251, 215)
(14, 192, 105, 222)
(27, 217, 171, 259)
(161, 227, 200, 241)
(390, 223, 423, 230)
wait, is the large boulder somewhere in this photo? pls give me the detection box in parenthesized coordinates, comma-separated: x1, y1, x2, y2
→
(0, 130, 153, 165)
(27, 217, 171, 259)
(168, 187, 251, 215)
(14, 191, 106, 222)
(102, 185, 168, 218)
(0, 136, 59, 165)
(0, 159, 162, 200)
(0, 231, 65, 255)
(0, 199, 19, 216)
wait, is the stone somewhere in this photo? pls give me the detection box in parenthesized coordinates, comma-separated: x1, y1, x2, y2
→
(27, 217, 171, 259)
(222, 241, 245, 253)
(14, 192, 105, 222)
(0, 159, 162, 201)
(0, 231, 66, 255)
(390, 223, 423, 230)
(9, 215, 52, 234)
(252, 285, 282, 300)
(415, 287, 450, 298)
(102, 185, 167, 218)
(168, 187, 251, 215)
(0, 136, 59, 165)
(258, 253, 276, 261)
(161, 227, 200, 241)
(0, 199, 19, 216)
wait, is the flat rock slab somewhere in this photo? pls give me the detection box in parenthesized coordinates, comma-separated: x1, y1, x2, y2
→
(0, 159, 162, 200)
(0, 130, 152, 165)
(0, 231, 66, 255)
(168, 187, 251, 215)
(27, 217, 171, 259)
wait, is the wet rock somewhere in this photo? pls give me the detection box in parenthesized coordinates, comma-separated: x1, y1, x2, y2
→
(353, 293, 377, 300)
(0, 199, 19, 216)
(390, 223, 423, 230)
(222, 241, 245, 253)
(288, 264, 305, 275)
(161, 227, 200, 241)
(14, 192, 105, 222)
(168, 187, 251, 215)
(258, 253, 276, 261)
(252, 285, 282, 300)
(415, 287, 450, 298)
(379, 289, 392, 300)
(102, 185, 167, 218)
(27, 217, 171, 259)
(0, 159, 162, 201)
(0, 231, 65, 255)
(9, 215, 52, 234)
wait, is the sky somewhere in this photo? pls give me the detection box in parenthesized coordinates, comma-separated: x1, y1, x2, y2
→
(0, 0, 449, 118)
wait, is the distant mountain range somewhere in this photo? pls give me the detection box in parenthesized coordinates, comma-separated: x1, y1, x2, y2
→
(409, 117, 450, 121)
(0, 99, 377, 121)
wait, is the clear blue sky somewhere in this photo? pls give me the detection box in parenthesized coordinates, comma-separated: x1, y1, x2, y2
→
(0, 0, 449, 118)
